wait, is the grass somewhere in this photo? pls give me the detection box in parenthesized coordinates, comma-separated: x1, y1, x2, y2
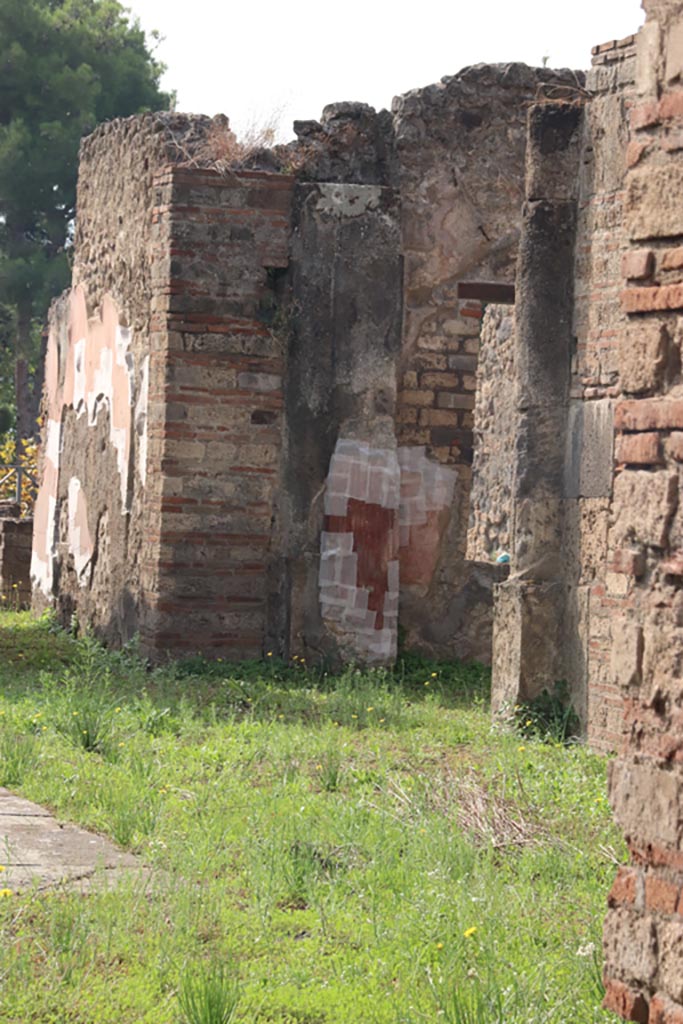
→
(0, 610, 624, 1024)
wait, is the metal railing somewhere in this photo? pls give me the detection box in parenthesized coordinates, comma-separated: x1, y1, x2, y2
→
(0, 463, 38, 508)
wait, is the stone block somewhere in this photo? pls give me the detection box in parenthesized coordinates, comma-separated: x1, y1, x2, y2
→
(659, 920, 683, 1004)
(611, 618, 643, 690)
(627, 166, 683, 240)
(622, 249, 654, 280)
(667, 433, 683, 461)
(526, 102, 583, 202)
(603, 906, 658, 987)
(565, 399, 614, 499)
(666, 19, 683, 83)
(612, 469, 677, 548)
(609, 758, 682, 848)
(637, 19, 662, 96)
(491, 579, 566, 712)
(619, 321, 669, 395)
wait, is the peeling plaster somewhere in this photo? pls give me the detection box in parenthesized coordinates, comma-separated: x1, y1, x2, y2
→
(315, 184, 383, 219)
(135, 355, 150, 486)
(31, 286, 138, 597)
(67, 477, 94, 585)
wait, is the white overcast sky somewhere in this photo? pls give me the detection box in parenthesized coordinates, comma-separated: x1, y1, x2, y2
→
(126, 0, 646, 141)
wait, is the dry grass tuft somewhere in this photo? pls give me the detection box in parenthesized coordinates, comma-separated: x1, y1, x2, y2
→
(377, 767, 548, 850)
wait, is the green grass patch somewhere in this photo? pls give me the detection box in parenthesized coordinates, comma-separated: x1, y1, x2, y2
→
(0, 610, 623, 1023)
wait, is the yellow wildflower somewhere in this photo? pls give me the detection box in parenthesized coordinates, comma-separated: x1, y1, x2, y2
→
(464, 927, 477, 938)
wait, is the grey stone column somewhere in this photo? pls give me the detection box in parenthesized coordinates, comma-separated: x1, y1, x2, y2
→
(492, 102, 583, 712)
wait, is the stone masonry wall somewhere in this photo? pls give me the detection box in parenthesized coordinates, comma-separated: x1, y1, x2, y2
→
(489, 40, 636, 744)
(392, 64, 580, 661)
(569, 36, 637, 750)
(467, 304, 516, 562)
(602, 3, 683, 1021)
(0, 517, 32, 608)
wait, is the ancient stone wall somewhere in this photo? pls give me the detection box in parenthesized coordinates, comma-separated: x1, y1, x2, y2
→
(0, 516, 32, 608)
(392, 65, 579, 661)
(489, 40, 637, 747)
(567, 36, 638, 750)
(467, 304, 516, 562)
(34, 67, 583, 665)
(602, 3, 683, 1021)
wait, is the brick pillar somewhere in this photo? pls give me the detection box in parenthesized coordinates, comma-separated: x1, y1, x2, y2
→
(141, 167, 293, 659)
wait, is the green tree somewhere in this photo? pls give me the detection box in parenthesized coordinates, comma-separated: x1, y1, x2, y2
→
(0, 0, 171, 447)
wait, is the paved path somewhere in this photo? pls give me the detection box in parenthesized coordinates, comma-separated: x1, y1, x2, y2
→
(0, 787, 142, 891)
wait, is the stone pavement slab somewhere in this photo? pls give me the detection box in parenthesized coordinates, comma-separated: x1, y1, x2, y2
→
(0, 787, 143, 891)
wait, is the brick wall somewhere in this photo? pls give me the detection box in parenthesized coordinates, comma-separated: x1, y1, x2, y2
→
(603, 3, 683, 1020)
(143, 167, 293, 658)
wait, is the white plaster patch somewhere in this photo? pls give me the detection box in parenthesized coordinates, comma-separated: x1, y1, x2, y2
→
(319, 438, 400, 664)
(67, 477, 94, 585)
(324, 439, 400, 517)
(135, 355, 150, 486)
(30, 418, 62, 596)
(315, 184, 382, 219)
(397, 447, 457, 546)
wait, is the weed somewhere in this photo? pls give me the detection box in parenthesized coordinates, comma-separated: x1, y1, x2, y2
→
(515, 681, 581, 744)
(0, 728, 39, 786)
(177, 960, 240, 1024)
(317, 745, 343, 792)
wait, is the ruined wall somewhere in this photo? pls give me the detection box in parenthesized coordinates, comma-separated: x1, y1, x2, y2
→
(602, 3, 683, 1021)
(566, 36, 638, 750)
(392, 64, 579, 661)
(34, 63, 600, 670)
(0, 516, 32, 607)
(467, 304, 516, 562)
(282, 183, 403, 664)
(30, 109, 170, 637)
(30, 114, 254, 647)
(489, 40, 637, 743)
